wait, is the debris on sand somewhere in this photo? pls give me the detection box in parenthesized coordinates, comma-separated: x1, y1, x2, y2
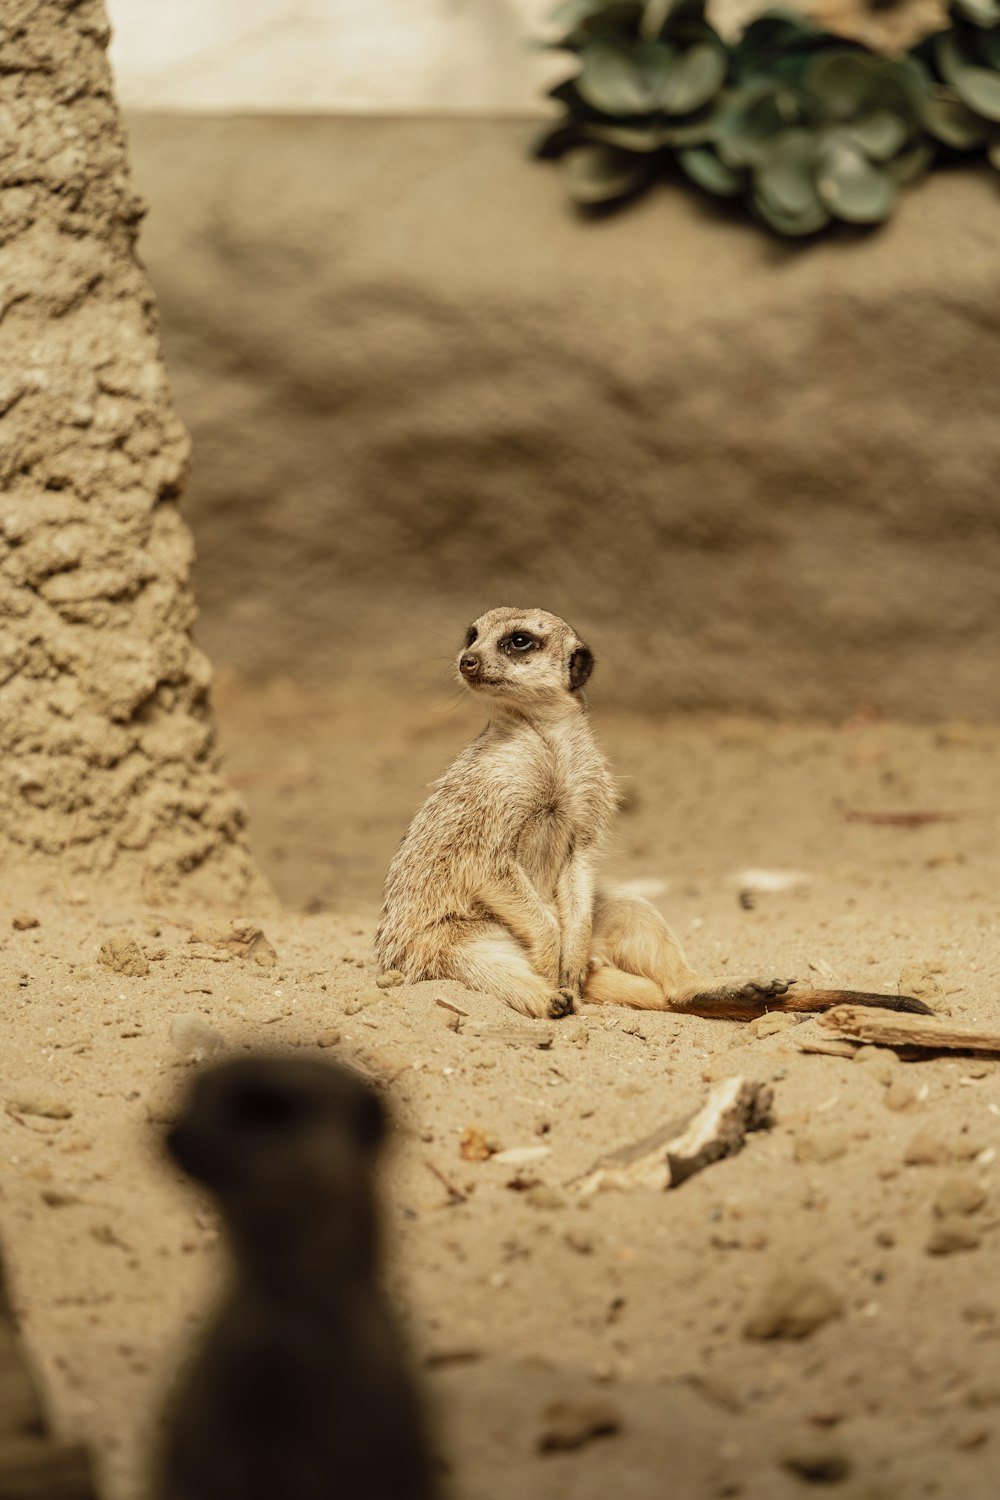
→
(794, 1131, 849, 1165)
(459, 1125, 501, 1163)
(189, 920, 277, 968)
(934, 1178, 987, 1218)
(904, 1133, 952, 1166)
(926, 1219, 982, 1255)
(11, 913, 39, 931)
(98, 935, 149, 977)
(375, 970, 405, 989)
(780, 1443, 851, 1482)
(6, 1095, 73, 1121)
(744, 1274, 843, 1340)
(570, 1077, 773, 1195)
(491, 1145, 551, 1168)
(537, 1398, 621, 1453)
(845, 806, 984, 826)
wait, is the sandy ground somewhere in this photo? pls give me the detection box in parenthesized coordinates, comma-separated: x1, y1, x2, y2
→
(3, 680, 1000, 1500)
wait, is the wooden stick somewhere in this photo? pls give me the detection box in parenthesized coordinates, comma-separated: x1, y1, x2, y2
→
(568, 1077, 773, 1195)
(819, 1006, 1000, 1054)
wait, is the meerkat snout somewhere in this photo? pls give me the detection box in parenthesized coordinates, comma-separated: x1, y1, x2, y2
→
(459, 651, 480, 680)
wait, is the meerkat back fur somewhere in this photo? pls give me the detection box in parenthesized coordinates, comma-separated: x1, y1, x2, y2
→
(374, 607, 932, 1022)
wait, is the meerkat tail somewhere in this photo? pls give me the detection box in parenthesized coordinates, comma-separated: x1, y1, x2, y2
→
(768, 988, 933, 1016)
(675, 986, 933, 1022)
(585, 966, 666, 1010)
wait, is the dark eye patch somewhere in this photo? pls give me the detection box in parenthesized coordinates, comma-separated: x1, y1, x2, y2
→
(501, 632, 541, 654)
(464, 626, 478, 648)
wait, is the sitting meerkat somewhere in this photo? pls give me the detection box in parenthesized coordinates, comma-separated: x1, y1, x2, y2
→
(375, 606, 930, 1023)
(156, 1056, 438, 1500)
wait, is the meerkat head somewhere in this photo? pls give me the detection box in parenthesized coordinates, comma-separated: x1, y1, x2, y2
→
(457, 607, 594, 710)
(166, 1056, 385, 1276)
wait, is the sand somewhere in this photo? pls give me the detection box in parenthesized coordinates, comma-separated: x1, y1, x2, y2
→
(3, 682, 1000, 1499)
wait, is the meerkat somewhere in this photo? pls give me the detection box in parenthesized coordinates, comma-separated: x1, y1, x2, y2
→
(156, 1056, 438, 1500)
(374, 606, 931, 1023)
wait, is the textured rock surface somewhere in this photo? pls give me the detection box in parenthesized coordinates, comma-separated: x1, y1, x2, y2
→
(0, 2, 259, 896)
(127, 115, 1000, 719)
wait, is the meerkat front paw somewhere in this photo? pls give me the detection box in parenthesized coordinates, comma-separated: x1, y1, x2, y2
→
(548, 988, 577, 1020)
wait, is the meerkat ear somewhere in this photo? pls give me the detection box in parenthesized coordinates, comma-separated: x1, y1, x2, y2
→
(569, 645, 594, 692)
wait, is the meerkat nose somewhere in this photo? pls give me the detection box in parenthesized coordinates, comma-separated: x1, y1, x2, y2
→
(459, 654, 480, 678)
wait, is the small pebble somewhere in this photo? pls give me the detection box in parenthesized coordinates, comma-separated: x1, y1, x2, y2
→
(746, 1013, 800, 1040)
(885, 1078, 921, 1113)
(98, 935, 149, 978)
(934, 1178, 987, 1219)
(781, 1445, 851, 1482)
(898, 965, 944, 1009)
(904, 1133, 952, 1167)
(853, 1046, 896, 1085)
(459, 1126, 501, 1163)
(955, 1426, 990, 1451)
(926, 1217, 982, 1255)
(525, 1183, 569, 1211)
(375, 970, 406, 990)
(744, 1274, 843, 1340)
(316, 1029, 341, 1048)
(965, 1384, 1000, 1410)
(794, 1131, 849, 1165)
(11, 913, 39, 931)
(537, 1398, 621, 1452)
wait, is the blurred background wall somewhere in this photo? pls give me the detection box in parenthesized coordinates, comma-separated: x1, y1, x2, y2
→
(106, 0, 999, 718)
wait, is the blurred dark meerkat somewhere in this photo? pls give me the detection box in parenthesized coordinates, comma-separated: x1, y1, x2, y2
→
(374, 606, 931, 1023)
(156, 1056, 439, 1500)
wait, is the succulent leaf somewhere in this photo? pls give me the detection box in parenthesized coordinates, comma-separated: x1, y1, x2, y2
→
(952, 60, 1000, 120)
(576, 38, 667, 113)
(677, 144, 745, 194)
(922, 87, 990, 146)
(808, 52, 877, 117)
(562, 142, 654, 202)
(816, 137, 897, 221)
(580, 121, 670, 149)
(656, 38, 728, 113)
(755, 130, 823, 216)
(752, 187, 831, 235)
(951, 0, 1000, 27)
(846, 107, 910, 160)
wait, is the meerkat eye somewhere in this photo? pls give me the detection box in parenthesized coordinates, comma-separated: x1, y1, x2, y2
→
(464, 627, 477, 648)
(508, 632, 535, 652)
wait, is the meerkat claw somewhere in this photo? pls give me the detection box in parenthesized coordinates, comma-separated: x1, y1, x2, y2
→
(548, 988, 577, 1020)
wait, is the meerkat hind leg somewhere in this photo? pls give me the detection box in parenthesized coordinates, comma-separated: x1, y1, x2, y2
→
(443, 927, 575, 1020)
(587, 891, 794, 1019)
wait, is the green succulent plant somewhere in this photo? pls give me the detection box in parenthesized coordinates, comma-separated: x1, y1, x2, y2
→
(536, 0, 1000, 235)
(537, 0, 728, 204)
(914, 0, 1000, 166)
(682, 42, 932, 235)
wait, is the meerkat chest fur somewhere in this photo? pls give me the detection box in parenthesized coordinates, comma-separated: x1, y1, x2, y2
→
(501, 715, 614, 898)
